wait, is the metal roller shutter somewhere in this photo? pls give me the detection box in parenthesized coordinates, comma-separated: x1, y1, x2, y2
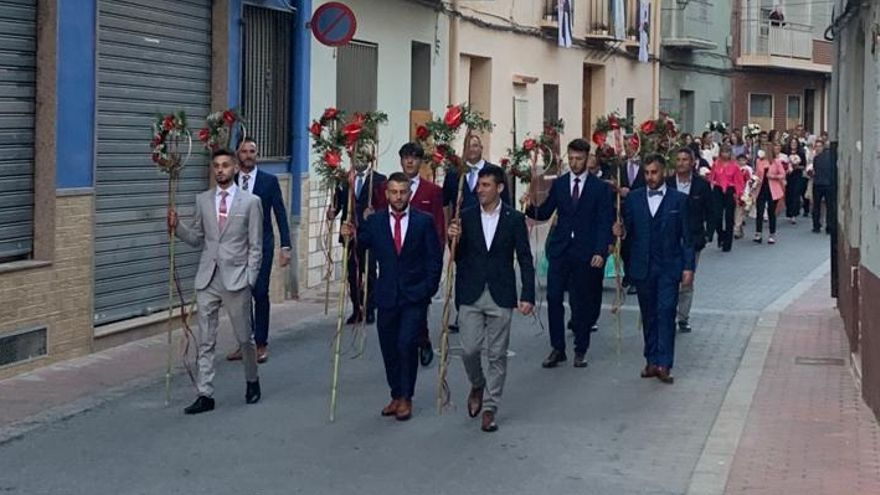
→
(94, 0, 211, 325)
(0, 0, 36, 262)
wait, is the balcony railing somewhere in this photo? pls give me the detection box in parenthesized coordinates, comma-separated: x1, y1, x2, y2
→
(584, 0, 639, 40)
(661, 0, 716, 50)
(543, 0, 574, 22)
(740, 18, 813, 60)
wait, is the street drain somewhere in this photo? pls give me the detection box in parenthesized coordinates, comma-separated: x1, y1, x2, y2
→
(794, 356, 846, 366)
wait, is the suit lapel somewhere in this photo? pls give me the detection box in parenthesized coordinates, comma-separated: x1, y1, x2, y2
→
(487, 207, 511, 254)
(205, 191, 220, 237)
(470, 209, 489, 255)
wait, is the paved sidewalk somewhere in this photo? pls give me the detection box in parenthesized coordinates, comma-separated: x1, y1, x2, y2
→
(0, 288, 331, 440)
(724, 275, 880, 494)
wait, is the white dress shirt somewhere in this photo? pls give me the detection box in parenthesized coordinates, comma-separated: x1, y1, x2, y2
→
(239, 167, 258, 192)
(647, 184, 666, 217)
(570, 171, 588, 197)
(409, 175, 421, 197)
(388, 206, 410, 244)
(480, 200, 502, 251)
(675, 175, 692, 196)
(466, 159, 485, 191)
(215, 183, 238, 223)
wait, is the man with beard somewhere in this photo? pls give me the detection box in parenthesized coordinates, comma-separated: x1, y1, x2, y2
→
(341, 173, 442, 421)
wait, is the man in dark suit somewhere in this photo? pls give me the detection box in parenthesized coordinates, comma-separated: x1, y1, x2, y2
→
(447, 165, 534, 432)
(442, 134, 510, 214)
(399, 142, 445, 367)
(667, 147, 710, 334)
(328, 162, 387, 324)
(226, 138, 291, 364)
(523, 138, 614, 369)
(614, 154, 695, 384)
(341, 172, 442, 421)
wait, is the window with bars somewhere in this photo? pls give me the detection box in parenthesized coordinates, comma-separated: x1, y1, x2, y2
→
(241, 5, 292, 159)
(337, 40, 378, 115)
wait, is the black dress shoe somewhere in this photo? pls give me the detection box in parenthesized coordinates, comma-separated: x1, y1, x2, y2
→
(184, 396, 215, 415)
(365, 312, 376, 324)
(419, 341, 434, 367)
(678, 321, 692, 333)
(627, 285, 638, 295)
(246, 380, 261, 404)
(542, 349, 567, 368)
(573, 353, 588, 368)
(448, 323, 459, 334)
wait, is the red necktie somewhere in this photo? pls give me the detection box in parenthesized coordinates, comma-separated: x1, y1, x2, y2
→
(218, 191, 229, 232)
(393, 211, 405, 254)
(572, 177, 581, 202)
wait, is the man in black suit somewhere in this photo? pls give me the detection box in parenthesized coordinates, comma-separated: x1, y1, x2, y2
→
(226, 138, 291, 364)
(328, 161, 387, 324)
(447, 165, 534, 433)
(666, 147, 710, 334)
(523, 139, 614, 369)
(443, 134, 510, 214)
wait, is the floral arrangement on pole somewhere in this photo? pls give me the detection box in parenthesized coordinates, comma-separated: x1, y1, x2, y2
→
(500, 119, 565, 183)
(198, 109, 246, 151)
(414, 104, 494, 176)
(705, 121, 728, 134)
(745, 123, 762, 137)
(591, 112, 633, 165)
(309, 108, 388, 188)
(151, 111, 191, 176)
(636, 112, 679, 166)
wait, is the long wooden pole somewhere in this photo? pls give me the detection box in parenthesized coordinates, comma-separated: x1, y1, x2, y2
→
(323, 189, 336, 315)
(165, 172, 177, 406)
(330, 174, 356, 422)
(357, 162, 376, 356)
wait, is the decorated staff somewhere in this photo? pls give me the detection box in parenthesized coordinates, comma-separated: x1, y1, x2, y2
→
(416, 104, 493, 412)
(311, 108, 345, 314)
(151, 111, 192, 406)
(311, 109, 387, 421)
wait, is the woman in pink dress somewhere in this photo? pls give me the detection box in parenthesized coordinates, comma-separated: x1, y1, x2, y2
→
(753, 144, 787, 244)
(708, 145, 745, 252)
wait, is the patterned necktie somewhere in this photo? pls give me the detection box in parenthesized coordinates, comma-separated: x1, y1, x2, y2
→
(355, 173, 364, 198)
(393, 211, 405, 255)
(468, 167, 478, 191)
(218, 191, 229, 232)
(241, 174, 250, 192)
(572, 177, 581, 202)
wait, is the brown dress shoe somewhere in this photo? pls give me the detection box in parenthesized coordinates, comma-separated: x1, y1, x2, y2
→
(381, 399, 400, 417)
(640, 364, 658, 378)
(226, 347, 243, 361)
(395, 399, 412, 421)
(481, 410, 498, 432)
(467, 387, 484, 418)
(656, 366, 674, 384)
(256, 345, 269, 364)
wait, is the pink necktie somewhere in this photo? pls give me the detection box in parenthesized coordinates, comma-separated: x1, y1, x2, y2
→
(393, 211, 405, 254)
(218, 191, 229, 232)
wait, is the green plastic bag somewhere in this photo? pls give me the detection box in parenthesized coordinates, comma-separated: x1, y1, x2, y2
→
(604, 253, 624, 279)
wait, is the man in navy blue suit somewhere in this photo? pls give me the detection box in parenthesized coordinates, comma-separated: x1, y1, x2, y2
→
(614, 154, 695, 384)
(226, 138, 291, 364)
(443, 134, 510, 215)
(328, 162, 387, 325)
(523, 138, 614, 369)
(341, 172, 442, 421)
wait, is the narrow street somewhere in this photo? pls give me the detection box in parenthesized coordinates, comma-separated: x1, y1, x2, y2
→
(0, 220, 836, 494)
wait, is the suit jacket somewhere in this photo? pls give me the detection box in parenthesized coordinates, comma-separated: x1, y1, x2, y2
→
(622, 188, 695, 282)
(666, 173, 710, 251)
(442, 162, 511, 211)
(525, 172, 614, 262)
(176, 187, 263, 291)
(609, 158, 645, 190)
(236, 169, 291, 255)
(410, 178, 446, 246)
(356, 208, 442, 309)
(455, 203, 535, 308)
(333, 171, 387, 243)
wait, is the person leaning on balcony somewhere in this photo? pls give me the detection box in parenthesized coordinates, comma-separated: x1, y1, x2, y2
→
(753, 144, 786, 245)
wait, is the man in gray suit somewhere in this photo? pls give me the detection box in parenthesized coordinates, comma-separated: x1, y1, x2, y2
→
(167, 149, 264, 415)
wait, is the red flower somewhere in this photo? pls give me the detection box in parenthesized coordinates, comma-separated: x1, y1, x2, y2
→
(197, 128, 210, 142)
(640, 120, 656, 135)
(500, 158, 510, 167)
(162, 116, 174, 131)
(223, 110, 236, 126)
(609, 115, 620, 130)
(322, 107, 339, 121)
(523, 138, 537, 151)
(343, 121, 363, 147)
(432, 146, 446, 164)
(591, 130, 607, 147)
(309, 121, 322, 138)
(324, 150, 342, 168)
(151, 152, 161, 163)
(416, 125, 430, 141)
(444, 105, 463, 129)
(628, 134, 641, 152)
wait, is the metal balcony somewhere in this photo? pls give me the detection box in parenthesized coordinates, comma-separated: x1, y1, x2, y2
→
(584, 0, 640, 42)
(740, 18, 813, 61)
(661, 0, 717, 51)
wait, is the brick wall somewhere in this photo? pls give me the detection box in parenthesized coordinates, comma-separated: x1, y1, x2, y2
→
(860, 265, 880, 418)
(0, 193, 94, 380)
(731, 71, 826, 131)
(812, 39, 833, 66)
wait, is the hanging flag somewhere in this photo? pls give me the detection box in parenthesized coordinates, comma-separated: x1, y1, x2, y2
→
(558, 0, 573, 48)
(613, 0, 626, 40)
(638, 0, 650, 63)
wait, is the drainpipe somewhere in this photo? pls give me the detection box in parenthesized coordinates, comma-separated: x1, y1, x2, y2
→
(651, 0, 662, 116)
(448, 0, 460, 105)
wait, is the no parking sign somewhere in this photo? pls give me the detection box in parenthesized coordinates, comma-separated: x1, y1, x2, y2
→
(311, 2, 357, 47)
